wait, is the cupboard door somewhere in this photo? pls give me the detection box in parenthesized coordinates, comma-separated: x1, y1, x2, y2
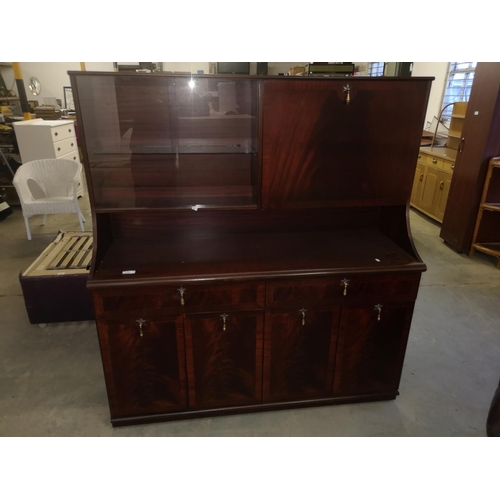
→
(419, 165, 440, 215)
(436, 171, 452, 221)
(262, 79, 430, 208)
(334, 303, 414, 396)
(263, 306, 340, 402)
(185, 311, 263, 409)
(97, 316, 187, 418)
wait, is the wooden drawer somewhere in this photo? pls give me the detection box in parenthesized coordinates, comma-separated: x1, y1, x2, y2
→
(442, 160, 455, 174)
(425, 155, 444, 169)
(94, 281, 265, 317)
(51, 124, 76, 142)
(266, 273, 420, 307)
(54, 137, 78, 157)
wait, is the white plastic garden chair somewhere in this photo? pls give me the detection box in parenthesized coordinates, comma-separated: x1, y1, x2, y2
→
(13, 158, 85, 240)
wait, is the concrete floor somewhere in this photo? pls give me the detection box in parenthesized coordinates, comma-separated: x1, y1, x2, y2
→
(1, 190, 500, 436)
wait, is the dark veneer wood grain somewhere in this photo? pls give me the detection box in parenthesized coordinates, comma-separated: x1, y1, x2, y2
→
(70, 72, 432, 426)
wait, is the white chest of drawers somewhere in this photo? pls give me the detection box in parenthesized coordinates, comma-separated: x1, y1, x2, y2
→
(13, 119, 84, 197)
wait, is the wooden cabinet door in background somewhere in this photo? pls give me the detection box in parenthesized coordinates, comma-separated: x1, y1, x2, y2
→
(333, 302, 414, 396)
(436, 171, 452, 221)
(419, 165, 440, 214)
(184, 311, 264, 409)
(97, 316, 187, 418)
(263, 306, 340, 402)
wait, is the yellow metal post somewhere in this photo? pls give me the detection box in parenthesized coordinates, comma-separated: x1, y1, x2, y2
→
(12, 62, 32, 120)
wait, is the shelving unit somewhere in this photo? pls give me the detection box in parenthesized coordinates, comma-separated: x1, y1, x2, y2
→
(470, 157, 500, 268)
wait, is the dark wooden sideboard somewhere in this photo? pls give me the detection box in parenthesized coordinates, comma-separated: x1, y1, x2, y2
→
(70, 72, 432, 426)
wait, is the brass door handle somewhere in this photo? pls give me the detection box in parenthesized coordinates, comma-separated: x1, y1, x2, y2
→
(340, 278, 350, 296)
(374, 304, 383, 321)
(220, 313, 229, 331)
(299, 308, 307, 326)
(440, 181, 444, 190)
(458, 138, 465, 153)
(177, 286, 186, 306)
(136, 318, 146, 336)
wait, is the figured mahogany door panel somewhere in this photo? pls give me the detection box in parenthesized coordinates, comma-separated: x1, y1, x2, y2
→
(97, 316, 187, 418)
(185, 311, 263, 409)
(262, 79, 431, 208)
(263, 306, 340, 402)
(334, 302, 414, 396)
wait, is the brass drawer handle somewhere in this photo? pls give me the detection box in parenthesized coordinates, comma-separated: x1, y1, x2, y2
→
(71, 142, 74, 147)
(440, 181, 444, 190)
(299, 308, 307, 326)
(55, 132, 58, 136)
(136, 318, 146, 337)
(340, 278, 350, 296)
(68, 129, 72, 133)
(220, 313, 229, 331)
(420, 173, 424, 181)
(418, 154, 421, 159)
(57, 147, 61, 151)
(374, 304, 383, 321)
(451, 164, 455, 169)
(432, 159, 437, 164)
(73, 156, 76, 160)
(177, 286, 186, 306)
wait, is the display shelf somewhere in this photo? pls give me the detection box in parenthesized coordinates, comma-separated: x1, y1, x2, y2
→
(470, 157, 500, 267)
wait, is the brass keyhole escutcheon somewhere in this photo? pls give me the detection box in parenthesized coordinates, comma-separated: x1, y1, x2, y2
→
(343, 84, 351, 105)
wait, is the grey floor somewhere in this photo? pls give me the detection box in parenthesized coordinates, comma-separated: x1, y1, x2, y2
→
(1, 190, 500, 437)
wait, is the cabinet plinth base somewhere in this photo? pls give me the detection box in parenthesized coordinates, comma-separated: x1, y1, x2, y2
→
(109, 392, 399, 427)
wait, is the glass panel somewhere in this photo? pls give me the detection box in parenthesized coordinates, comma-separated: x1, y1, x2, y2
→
(75, 74, 259, 209)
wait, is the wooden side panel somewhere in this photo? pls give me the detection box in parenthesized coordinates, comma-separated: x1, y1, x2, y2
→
(263, 306, 340, 402)
(185, 311, 263, 409)
(334, 302, 414, 396)
(97, 316, 187, 418)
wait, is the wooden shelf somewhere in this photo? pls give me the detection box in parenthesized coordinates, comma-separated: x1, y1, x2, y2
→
(92, 229, 425, 286)
(482, 203, 500, 212)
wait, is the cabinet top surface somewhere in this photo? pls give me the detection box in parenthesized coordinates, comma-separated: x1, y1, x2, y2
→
(13, 119, 74, 128)
(68, 71, 434, 82)
(90, 229, 425, 287)
(419, 146, 457, 161)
